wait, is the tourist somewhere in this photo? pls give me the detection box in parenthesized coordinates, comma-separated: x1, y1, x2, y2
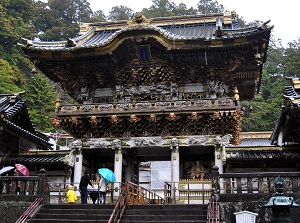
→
(66, 185, 77, 204)
(79, 170, 94, 204)
(99, 175, 109, 204)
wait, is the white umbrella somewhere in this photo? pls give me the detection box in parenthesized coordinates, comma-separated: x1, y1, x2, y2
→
(0, 166, 15, 175)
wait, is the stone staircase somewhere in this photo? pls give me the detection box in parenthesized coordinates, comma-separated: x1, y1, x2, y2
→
(28, 204, 115, 223)
(120, 204, 208, 223)
(28, 203, 207, 223)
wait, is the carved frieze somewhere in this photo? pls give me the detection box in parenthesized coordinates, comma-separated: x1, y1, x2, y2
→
(126, 137, 163, 147)
(187, 136, 210, 146)
(87, 139, 111, 148)
(68, 139, 82, 149)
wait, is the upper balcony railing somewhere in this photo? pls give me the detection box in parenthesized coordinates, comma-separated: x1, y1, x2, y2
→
(56, 98, 237, 115)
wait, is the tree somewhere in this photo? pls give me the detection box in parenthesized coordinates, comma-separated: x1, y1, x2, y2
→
(107, 5, 134, 21)
(0, 59, 23, 94)
(173, 3, 197, 16)
(25, 73, 57, 132)
(34, 0, 93, 41)
(141, 0, 177, 18)
(90, 10, 107, 22)
(284, 39, 300, 77)
(197, 0, 224, 14)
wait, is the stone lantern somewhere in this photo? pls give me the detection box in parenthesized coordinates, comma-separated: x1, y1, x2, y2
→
(258, 176, 300, 223)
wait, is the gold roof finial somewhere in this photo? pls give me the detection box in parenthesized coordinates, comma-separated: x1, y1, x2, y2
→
(127, 13, 152, 26)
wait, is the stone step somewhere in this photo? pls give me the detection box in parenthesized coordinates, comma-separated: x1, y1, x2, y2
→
(42, 204, 115, 209)
(33, 213, 110, 220)
(38, 208, 113, 215)
(120, 221, 207, 223)
(120, 204, 207, 223)
(123, 209, 207, 215)
(29, 204, 114, 223)
(127, 204, 207, 210)
(121, 214, 205, 221)
(30, 219, 108, 223)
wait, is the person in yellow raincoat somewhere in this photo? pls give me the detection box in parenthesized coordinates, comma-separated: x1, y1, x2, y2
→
(67, 185, 77, 204)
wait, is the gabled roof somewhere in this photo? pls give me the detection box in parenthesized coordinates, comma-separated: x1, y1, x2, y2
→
(0, 93, 52, 151)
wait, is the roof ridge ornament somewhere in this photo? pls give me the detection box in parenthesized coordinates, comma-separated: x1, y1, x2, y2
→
(127, 13, 152, 26)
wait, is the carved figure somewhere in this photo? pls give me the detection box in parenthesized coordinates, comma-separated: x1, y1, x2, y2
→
(189, 161, 205, 180)
(110, 115, 119, 123)
(189, 112, 199, 121)
(148, 113, 157, 122)
(90, 116, 97, 124)
(170, 137, 179, 149)
(112, 139, 121, 149)
(115, 85, 124, 97)
(129, 114, 140, 123)
(214, 134, 233, 147)
(70, 117, 78, 125)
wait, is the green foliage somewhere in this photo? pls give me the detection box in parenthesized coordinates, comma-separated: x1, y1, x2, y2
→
(0, 59, 23, 93)
(107, 5, 134, 21)
(284, 39, 300, 77)
(141, 0, 197, 17)
(140, 0, 177, 18)
(90, 10, 107, 22)
(197, 0, 224, 14)
(34, 0, 93, 41)
(241, 73, 289, 131)
(25, 73, 57, 132)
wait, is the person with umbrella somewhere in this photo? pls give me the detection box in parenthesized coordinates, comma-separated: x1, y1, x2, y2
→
(79, 170, 94, 204)
(98, 168, 116, 204)
(98, 174, 109, 204)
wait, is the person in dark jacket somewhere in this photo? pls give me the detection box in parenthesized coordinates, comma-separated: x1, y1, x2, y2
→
(79, 170, 94, 204)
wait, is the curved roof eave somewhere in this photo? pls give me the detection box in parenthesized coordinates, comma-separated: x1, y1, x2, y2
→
(19, 26, 272, 58)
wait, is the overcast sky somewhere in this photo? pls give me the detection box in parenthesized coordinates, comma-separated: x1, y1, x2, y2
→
(87, 0, 299, 47)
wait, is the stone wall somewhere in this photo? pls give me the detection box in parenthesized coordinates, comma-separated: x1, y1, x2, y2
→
(0, 195, 37, 223)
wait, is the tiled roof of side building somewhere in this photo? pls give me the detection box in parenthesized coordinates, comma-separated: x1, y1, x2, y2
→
(7, 151, 72, 166)
(228, 132, 273, 147)
(0, 94, 52, 150)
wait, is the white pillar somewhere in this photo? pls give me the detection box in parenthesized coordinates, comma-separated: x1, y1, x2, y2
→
(170, 138, 180, 182)
(114, 149, 123, 183)
(73, 151, 83, 188)
(214, 146, 223, 174)
(112, 139, 123, 198)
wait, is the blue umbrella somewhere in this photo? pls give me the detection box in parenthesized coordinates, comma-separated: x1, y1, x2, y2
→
(98, 168, 116, 182)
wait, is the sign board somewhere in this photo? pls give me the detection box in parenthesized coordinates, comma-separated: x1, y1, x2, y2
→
(234, 211, 258, 223)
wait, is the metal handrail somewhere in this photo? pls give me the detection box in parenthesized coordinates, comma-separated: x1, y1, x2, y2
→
(15, 197, 43, 223)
